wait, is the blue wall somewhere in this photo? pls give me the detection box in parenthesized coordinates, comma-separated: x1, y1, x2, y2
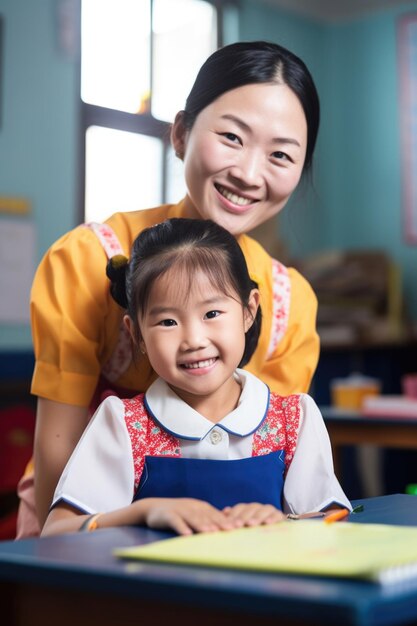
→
(321, 10, 417, 319)
(1, 0, 417, 355)
(0, 0, 79, 349)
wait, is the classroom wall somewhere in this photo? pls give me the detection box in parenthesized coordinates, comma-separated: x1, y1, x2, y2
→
(1, 0, 417, 356)
(0, 0, 79, 350)
(320, 9, 417, 322)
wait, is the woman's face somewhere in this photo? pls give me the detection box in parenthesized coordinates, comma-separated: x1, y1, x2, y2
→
(173, 82, 308, 236)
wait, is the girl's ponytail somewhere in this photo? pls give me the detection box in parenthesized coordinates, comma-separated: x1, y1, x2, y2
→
(106, 254, 129, 309)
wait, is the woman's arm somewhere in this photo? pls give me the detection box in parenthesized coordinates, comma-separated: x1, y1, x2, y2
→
(34, 398, 89, 527)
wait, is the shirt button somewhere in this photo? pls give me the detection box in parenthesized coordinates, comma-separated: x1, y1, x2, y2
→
(210, 429, 222, 445)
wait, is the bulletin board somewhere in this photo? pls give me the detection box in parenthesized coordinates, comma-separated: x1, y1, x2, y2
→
(0, 199, 35, 324)
(0, 218, 35, 324)
(398, 14, 417, 244)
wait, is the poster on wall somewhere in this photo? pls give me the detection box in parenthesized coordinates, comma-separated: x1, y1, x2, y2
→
(0, 219, 35, 323)
(398, 14, 417, 245)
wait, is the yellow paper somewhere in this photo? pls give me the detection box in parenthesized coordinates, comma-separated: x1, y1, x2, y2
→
(115, 521, 417, 584)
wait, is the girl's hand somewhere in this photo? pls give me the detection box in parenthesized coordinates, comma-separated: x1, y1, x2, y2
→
(42, 499, 285, 538)
(222, 502, 286, 527)
(139, 498, 240, 536)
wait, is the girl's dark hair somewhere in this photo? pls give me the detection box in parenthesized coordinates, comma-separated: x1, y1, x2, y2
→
(106, 218, 262, 368)
(182, 40, 320, 172)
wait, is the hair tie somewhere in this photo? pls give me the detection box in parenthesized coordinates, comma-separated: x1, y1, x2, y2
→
(111, 254, 128, 268)
(106, 254, 128, 280)
(106, 255, 129, 309)
(108, 253, 128, 272)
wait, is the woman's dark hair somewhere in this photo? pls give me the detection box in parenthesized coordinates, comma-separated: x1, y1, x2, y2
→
(182, 40, 320, 172)
(106, 218, 262, 368)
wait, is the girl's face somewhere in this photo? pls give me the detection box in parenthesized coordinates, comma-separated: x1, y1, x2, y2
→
(128, 269, 259, 420)
(172, 82, 308, 236)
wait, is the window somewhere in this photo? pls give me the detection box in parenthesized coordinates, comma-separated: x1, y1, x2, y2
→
(80, 0, 220, 223)
(85, 127, 163, 221)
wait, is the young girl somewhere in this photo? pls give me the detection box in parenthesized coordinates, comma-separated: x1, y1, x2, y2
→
(19, 40, 321, 537)
(42, 219, 350, 537)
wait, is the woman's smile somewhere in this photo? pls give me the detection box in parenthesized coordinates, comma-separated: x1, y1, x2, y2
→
(214, 183, 257, 209)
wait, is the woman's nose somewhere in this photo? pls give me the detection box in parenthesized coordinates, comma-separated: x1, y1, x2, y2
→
(229, 150, 264, 187)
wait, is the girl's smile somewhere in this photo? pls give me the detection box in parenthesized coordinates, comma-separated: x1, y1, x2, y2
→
(179, 357, 218, 373)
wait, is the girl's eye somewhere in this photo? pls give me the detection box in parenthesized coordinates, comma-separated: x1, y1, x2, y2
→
(159, 319, 177, 327)
(205, 310, 221, 320)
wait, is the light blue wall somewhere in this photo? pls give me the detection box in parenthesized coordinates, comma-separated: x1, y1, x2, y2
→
(320, 8, 417, 320)
(1, 0, 417, 352)
(0, 0, 79, 348)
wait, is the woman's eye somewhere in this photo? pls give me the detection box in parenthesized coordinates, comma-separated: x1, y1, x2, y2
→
(222, 132, 240, 144)
(272, 151, 291, 162)
(159, 319, 177, 327)
(205, 310, 221, 320)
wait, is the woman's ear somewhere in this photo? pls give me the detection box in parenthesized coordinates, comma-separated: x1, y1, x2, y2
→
(171, 111, 188, 160)
(244, 289, 260, 332)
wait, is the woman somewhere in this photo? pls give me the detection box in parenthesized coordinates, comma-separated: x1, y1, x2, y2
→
(18, 40, 320, 537)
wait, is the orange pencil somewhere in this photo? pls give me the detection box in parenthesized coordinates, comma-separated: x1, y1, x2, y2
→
(324, 508, 350, 524)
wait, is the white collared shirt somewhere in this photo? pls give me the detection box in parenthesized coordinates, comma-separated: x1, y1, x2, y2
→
(53, 370, 351, 515)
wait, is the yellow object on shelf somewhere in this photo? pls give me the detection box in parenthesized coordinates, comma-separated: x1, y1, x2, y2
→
(331, 373, 381, 410)
(0, 197, 31, 215)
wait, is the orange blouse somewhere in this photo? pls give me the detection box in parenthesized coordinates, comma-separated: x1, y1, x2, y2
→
(30, 200, 319, 406)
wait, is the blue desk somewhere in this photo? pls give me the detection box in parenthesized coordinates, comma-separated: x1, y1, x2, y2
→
(1, 495, 417, 626)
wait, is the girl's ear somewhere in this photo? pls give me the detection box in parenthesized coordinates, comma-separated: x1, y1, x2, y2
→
(171, 111, 188, 160)
(244, 289, 260, 332)
(123, 314, 135, 342)
(123, 314, 147, 354)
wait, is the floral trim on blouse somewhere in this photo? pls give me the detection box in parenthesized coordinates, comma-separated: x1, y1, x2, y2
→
(252, 393, 300, 468)
(85, 222, 133, 382)
(266, 259, 291, 359)
(123, 394, 181, 494)
(85, 222, 125, 257)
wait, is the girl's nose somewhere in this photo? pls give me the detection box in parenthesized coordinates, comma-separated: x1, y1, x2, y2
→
(180, 322, 209, 351)
(229, 150, 264, 188)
